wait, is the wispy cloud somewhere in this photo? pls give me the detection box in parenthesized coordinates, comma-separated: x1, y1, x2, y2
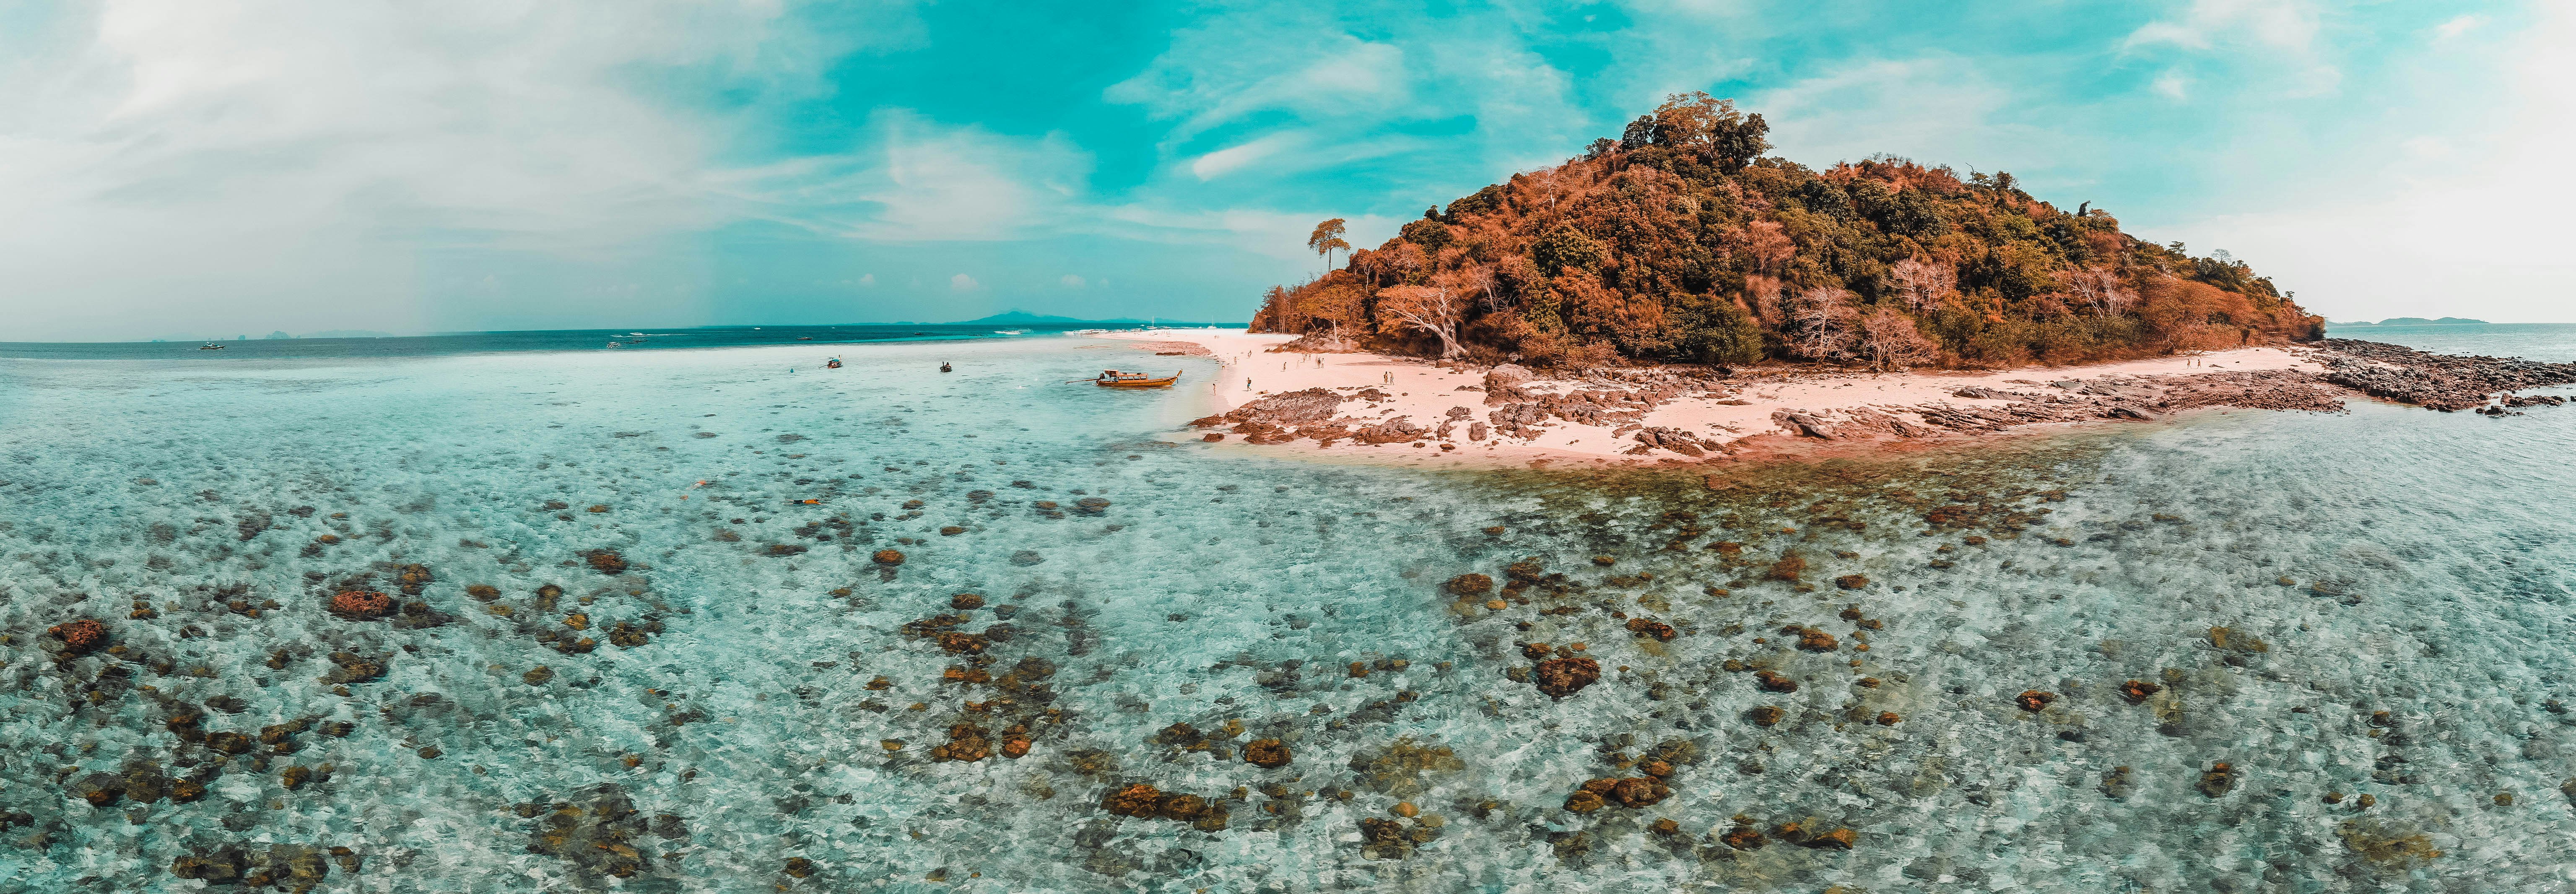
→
(2122, 0, 2338, 95)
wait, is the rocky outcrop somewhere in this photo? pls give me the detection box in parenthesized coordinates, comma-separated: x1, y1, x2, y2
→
(2318, 338, 2576, 411)
(1629, 426, 1711, 457)
(1482, 364, 1533, 404)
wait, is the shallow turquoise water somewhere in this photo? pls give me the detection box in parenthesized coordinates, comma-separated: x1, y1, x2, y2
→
(4, 333, 2574, 891)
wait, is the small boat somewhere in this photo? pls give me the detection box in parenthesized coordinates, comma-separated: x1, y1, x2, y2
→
(1092, 369, 1181, 388)
(198, 342, 224, 350)
(940, 362, 953, 373)
(798, 336, 813, 340)
(604, 341, 621, 349)
(825, 357, 843, 369)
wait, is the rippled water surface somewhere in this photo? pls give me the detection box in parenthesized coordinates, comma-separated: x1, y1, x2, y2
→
(5, 332, 2575, 892)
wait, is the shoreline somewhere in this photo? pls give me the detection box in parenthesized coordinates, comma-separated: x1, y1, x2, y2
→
(1104, 329, 2576, 470)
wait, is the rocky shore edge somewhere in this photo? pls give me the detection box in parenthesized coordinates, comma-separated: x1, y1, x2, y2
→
(1187, 339, 2576, 460)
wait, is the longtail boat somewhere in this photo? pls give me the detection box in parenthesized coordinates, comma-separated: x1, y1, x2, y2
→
(1092, 369, 1181, 388)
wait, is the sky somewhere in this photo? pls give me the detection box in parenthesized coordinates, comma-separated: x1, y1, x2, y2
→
(0, 0, 2564, 341)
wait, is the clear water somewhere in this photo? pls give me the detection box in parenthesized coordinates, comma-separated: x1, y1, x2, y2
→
(4, 330, 2574, 891)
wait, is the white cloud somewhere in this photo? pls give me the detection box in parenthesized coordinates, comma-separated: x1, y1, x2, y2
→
(2122, 0, 2337, 95)
(857, 273, 877, 287)
(2153, 72, 2189, 100)
(1754, 57, 2078, 172)
(2124, 0, 2319, 52)
(1109, 33, 1413, 146)
(2434, 15, 2484, 40)
(2163, 5, 2576, 322)
(1059, 274, 1085, 288)
(949, 273, 979, 291)
(1190, 133, 1302, 180)
(0, 0, 892, 340)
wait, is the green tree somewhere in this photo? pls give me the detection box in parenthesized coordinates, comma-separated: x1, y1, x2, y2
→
(1531, 225, 1604, 274)
(1399, 217, 1454, 251)
(1666, 294, 1763, 366)
(1711, 113, 1768, 173)
(1306, 218, 1350, 271)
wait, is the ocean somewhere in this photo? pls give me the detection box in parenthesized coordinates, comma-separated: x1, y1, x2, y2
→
(1, 323, 2571, 891)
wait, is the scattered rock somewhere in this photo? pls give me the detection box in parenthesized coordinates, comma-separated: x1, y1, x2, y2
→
(48, 618, 107, 655)
(327, 591, 394, 620)
(2197, 762, 2238, 798)
(1444, 574, 1493, 596)
(521, 785, 663, 881)
(2015, 690, 2058, 712)
(583, 550, 628, 575)
(1624, 617, 1676, 641)
(1789, 626, 1838, 652)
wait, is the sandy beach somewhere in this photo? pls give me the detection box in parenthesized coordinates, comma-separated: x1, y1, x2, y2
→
(1104, 327, 2325, 468)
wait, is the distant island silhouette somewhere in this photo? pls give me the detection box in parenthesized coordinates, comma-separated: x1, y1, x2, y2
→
(2344, 317, 2490, 326)
(948, 309, 1241, 327)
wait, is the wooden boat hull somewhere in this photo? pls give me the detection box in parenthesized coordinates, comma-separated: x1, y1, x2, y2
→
(1096, 373, 1180, 388)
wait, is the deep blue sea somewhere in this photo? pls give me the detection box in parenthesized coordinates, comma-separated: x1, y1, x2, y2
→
(2, 324, 2572, 891)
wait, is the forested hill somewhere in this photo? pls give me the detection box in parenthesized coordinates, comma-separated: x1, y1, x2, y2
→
(1250, 93, 2323, 369)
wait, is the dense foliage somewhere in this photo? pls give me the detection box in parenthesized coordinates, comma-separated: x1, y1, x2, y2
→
(1251, 93, 2323, 369)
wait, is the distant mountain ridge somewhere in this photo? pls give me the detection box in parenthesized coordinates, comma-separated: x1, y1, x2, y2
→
(2342, 317, 2489, 326)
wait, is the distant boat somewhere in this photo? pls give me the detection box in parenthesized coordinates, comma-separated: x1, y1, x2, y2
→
(604, 341, 621, 349)
(197, 342, 224, 350)
(798, 336, 813, 340)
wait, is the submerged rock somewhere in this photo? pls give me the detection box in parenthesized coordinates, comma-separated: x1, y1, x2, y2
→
(169, 843, 338, 889)
(582, 550, 628, 575)
(1625, 617, 1677, 641)
(2197, 762, 2238, 798)
(48, 618, 108, 655)
(521, 785, 662, 881)
(1444, 574, 1493, 596)
(1244, 739, 1293, 769)
(1533, 657, 1601, 698)
(326, 591, 393, 620)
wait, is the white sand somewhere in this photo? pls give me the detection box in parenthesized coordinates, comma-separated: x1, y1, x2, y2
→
(1102, 328, 2319, 468)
